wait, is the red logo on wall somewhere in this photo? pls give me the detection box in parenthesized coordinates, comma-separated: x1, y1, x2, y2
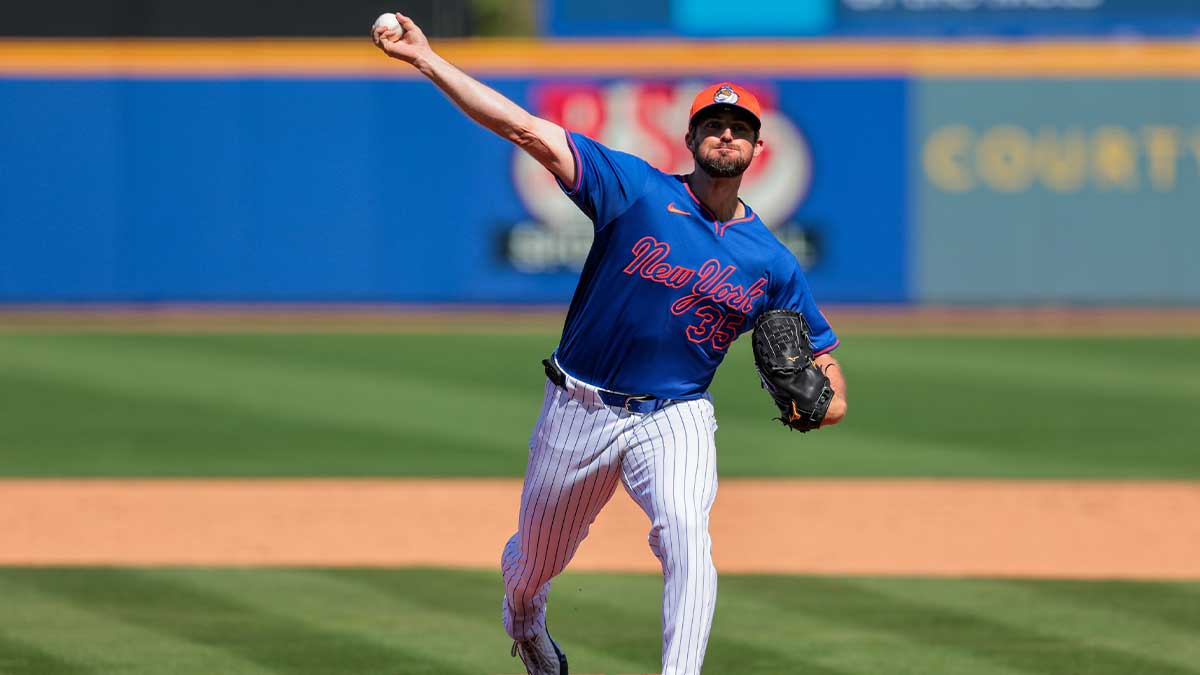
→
(505, 80, 816, 272)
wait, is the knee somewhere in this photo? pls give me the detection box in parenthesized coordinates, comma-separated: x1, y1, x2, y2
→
(501, 534, 527, 582)
(501, 534, 519, 563)
(648, 515, 713, 565)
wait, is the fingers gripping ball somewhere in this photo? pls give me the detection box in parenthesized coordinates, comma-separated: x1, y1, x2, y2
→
(751, 310, 834, 432)
(373, 12, 404, 40)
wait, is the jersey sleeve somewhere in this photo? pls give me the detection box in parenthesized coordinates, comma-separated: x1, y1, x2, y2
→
(557, 131, 652, 231)
(769, 254, 839, 356)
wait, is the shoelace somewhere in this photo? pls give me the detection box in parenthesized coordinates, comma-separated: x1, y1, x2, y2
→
(511, 637, 552, 673)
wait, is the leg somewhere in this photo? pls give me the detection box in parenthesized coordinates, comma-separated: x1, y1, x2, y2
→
(501, 379, 627, 640)
(621, 397, 719, 675)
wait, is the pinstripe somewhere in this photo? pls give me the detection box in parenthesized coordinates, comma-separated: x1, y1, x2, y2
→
(574, 414, 623, 538)
(522, 394, 585, 633)
(504, 385, 560, 590)
(548, 404, 600, 572)
(683, 402, 701, 675)
(514, 394, 564, 636)
(660, 409, 686, 646)
(676, 402, 700, 675)
(687, 401, 705, 660)
(651, 412, 674, 665)
(676, 403, 698, 674)
(510, 387, 560, 638)
(505, 372, 722, 674)
(516, 390, 575, 636)
(536, 402, 589, 587)
(527, 379, 554, 453)
(685, 401, 715, 674)
(637, 412, 674, 668)
(548, 401, 612, 575)
(697, 402, 714, 672)
(504, 374, 637, 643)
(702, 399, 719, 671)
(658, 408, 685, 665)
(513, 388, 578, 636)
(615, 399, 719, 675)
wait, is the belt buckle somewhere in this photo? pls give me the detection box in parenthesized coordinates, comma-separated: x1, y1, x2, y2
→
(624, 395, 653, 413)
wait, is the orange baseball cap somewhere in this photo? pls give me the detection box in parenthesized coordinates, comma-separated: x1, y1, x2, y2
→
(688, 82, 762, 131)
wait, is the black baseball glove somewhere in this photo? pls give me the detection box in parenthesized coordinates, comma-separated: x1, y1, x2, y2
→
(751, 309, 834, 432)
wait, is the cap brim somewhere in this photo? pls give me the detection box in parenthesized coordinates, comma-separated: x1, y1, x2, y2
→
(689, 103, 762, 131)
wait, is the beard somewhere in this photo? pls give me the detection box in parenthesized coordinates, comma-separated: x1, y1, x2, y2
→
(694, 145, 752, 178)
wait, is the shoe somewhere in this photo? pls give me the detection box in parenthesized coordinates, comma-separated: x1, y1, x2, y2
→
(511, 625, 568, 675)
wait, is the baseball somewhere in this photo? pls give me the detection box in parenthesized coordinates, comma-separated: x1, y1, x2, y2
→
(373, 13, 403, 40)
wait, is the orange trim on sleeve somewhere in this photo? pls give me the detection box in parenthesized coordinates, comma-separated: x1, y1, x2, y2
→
(561, 130, 583, 195)
(814, 339, 840, 357)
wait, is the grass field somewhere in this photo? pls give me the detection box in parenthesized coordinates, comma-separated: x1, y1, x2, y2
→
(2, 327, 1198, 674)
(2, 567, 1199, 675)
(0, 332, 1197, 478)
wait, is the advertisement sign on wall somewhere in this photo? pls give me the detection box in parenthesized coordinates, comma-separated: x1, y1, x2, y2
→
(548, 0, 1200, 37)
(548, 0, 833, 37)
(914, 78, 1200, 303)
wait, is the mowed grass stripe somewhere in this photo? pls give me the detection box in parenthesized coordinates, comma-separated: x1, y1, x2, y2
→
(120, 567, 866, 675)
(0, 370, 520, 476)
(1, 568, 471, 675)
(712, 336, 1200, 478)
(1000, 580, 1200, 650)
(322, 568, 661, 675)
(0, 334, 544, 475)
(0, 333, 542, 442)
(163, 568, 529, 674)
(0, 371, 410, 476)
(1, 333, 1198, 478)
(556, 571, 1024, 675)
(734, 576, 1200, 675)
(1, 568, 1198, 675)
(844, 336, 1200, 397)
(0, 575, 273, 675)
(0, 636, 93, 675)
(858, 578, 1200, 672)
(708, 590, 1029, 675)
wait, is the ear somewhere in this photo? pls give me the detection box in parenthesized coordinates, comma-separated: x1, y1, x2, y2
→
(752, 136, 765, 158)
(684, 127, 696, 152)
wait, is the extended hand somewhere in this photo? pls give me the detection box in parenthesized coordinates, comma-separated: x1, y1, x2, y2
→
(371, 12, 432, 65)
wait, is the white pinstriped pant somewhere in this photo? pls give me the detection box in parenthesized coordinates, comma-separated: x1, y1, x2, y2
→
(501, 365, 719, 675)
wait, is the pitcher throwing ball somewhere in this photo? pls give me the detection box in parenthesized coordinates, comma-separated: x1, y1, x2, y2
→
(374, 14, 848, 675)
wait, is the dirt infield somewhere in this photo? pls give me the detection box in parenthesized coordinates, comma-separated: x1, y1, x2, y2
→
(2, 304, 1199, 335)
(3, 479, 1198, 579)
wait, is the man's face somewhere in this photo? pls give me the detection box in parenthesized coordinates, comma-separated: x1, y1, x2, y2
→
(686, 108, 763, 179)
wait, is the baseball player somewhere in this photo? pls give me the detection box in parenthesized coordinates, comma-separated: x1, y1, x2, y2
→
(373, 14, 847, 675)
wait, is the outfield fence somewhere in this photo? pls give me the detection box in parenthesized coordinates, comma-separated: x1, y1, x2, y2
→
(2, 41, 1197, 304)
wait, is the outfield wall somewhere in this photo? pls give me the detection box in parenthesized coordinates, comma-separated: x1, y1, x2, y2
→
(1, 41, 1197, 304)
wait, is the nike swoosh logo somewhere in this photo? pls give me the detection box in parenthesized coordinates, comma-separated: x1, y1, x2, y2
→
(667, 203, 691, 216)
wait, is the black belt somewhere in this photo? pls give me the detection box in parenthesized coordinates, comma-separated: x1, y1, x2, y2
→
(542, 359, 668, 414)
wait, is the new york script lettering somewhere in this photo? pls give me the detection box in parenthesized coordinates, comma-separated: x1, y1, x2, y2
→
(622, 235, 768, 351)
(623, 236, 767, 315)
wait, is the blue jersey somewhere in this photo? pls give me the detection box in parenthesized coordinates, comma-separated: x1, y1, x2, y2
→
(554, 131, 838, 400)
